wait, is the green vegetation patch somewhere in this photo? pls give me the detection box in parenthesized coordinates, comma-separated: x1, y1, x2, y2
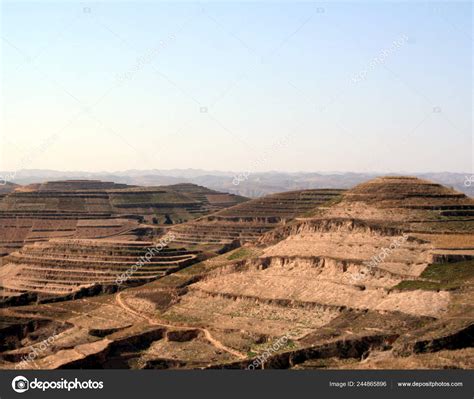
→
(153, 274, 195, 289)
(161, 312, 201, 324)
(301, 194, 344, 217)
(227, 247, 258, 261)
(394, 260, 474, 292)
(321, 195, 343, 207)
(249, 338, 297, 357)
(421, 260, 474, 281)
(394, 280, 445, 291)
(409, 220, 474, 234)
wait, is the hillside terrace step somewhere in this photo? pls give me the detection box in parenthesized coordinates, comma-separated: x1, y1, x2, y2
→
(0, 287, 27, 296)
(173, 225, 272, 231)
(0, 215, 115, 220)
(173, 229, 270, 235)
(171, 232, 267, 242)
(11, 252, 197, 263)
(8, 255, 196, 266)
(400, 205, 474, 210)
(76, 225, 128, 229)
(173, 232, 262, 240)
(112, 202, 201, 209)
(13, 276, 121, 285)
(12, 273, 166, 285)
(10, 246, 199, 257)
(31, 228, 76, 232)
(28, 242, 196, 250)
(23, 245, 197, 256)
(0, 210, 112, 215)
(4, 261, 187, 272)
(172, 231, 268, 238)
(41, 239, 184, 247)
(13, 263, 182, 273)
(173, 238, 233, 244)
(6, 255, 197, 268)
(15, 251, 196, 262)
(1, 281, 79, 293)
(20, 249, 198, 258)
(19, 266, 171, 277)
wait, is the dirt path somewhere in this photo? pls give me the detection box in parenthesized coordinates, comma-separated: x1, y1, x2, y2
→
(115, 292, 246, 359)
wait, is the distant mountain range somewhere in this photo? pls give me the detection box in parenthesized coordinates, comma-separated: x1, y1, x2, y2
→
(1, 169, 472, 198)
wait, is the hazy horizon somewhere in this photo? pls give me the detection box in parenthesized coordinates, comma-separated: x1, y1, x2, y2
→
(1, 1, 472, 174)
(1, 167, 473, 175)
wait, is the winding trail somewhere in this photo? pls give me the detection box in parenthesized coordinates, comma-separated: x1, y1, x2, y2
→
(115, 291, 246, 360)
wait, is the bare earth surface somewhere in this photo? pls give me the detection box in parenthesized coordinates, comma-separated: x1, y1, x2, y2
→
(0, 177, 472, 369)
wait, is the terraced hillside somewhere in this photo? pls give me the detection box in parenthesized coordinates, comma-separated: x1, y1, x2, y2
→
(0, 177, 471, 370)
(108, 185, 246, 224)
(324, 176, 474, 233)
(0, 182, 19, 196)
(168, 189, 344, 247)
(0, 239, 202, 301)
(166, 183, 248, 212)
(0, 180, 136, 257)
(0, 180, 247, 256)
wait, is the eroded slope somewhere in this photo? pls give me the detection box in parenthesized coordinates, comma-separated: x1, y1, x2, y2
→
(0, 177, 472, 370)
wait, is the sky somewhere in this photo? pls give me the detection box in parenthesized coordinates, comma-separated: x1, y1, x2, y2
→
(0, 1, 472, 174)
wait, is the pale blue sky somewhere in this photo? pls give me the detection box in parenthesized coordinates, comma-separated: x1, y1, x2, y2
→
(1, 1, 472, 173)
